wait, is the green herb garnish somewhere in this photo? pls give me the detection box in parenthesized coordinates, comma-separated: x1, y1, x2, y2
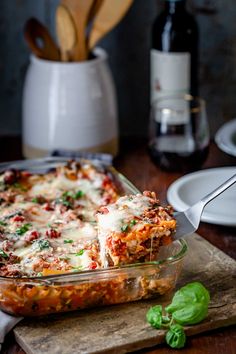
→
(166, 324, 186, 349)
(0, 220, 7, 226)
(146, 305, 164, 329)
(56, 190, 85, 209)
(74, 190, 84, 199)
(38, 239, 50, 250)
(31, 197, 39, 203)
(130, 219, 137, 226)
(76, 249, 84, 256)
(63, 190, 84, 199)
(62, 200, 73, 208)
(62, 191, 73, 198)
(64, 239, 73, 244)
(121, 224, 129, 232)
(16, 223, 32, 235)
(165, 282, 210, 325)
(0, 249, 8, 258)
(146, 282, 210, 349)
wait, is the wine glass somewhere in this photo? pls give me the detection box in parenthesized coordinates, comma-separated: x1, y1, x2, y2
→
(148, 94, 210, 172)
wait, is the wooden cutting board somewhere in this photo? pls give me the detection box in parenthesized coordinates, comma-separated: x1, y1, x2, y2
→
(13, 234, 236, 354)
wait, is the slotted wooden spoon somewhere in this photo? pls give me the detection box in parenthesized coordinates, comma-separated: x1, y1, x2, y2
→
(61, 0, 95, 61)
(24, 18, 60, 61)
(88, 0, 134, 52)
(56, 4, 77, 61)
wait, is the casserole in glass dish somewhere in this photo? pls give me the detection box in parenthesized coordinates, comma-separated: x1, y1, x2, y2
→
(0, 158, 187, 316)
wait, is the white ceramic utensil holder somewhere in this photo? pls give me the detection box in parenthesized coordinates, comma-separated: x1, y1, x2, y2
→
(22, 48, 118, 158)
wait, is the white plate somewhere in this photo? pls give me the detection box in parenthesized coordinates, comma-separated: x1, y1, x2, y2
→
(215, 119, 236, 157)
(167, 167, 236, 226)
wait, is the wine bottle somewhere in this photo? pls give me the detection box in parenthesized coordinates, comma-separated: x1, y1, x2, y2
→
(150, 0, 198, 102)
(148, 0, 208, 173)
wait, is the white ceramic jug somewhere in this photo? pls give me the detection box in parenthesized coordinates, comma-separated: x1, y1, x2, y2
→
(22, 48, 118, 158)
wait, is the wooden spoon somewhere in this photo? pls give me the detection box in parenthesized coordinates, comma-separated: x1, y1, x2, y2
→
(88, 0, 104, 24)
(61, 0, 95, 61)
(24, 18, 60, 61)
(88, 0, 134, 51)
(56, 4, 77, 61)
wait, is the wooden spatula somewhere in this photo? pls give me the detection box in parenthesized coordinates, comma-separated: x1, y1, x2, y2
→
(24, 18, 60, 61)
(88, 0, 134, 51)
(61, 0, 95, 61)
(56, 4, 77, 61)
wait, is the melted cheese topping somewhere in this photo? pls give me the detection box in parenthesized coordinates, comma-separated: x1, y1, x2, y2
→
(0, 163, 176, 276)
(0, 162, 119, 277)
(97, 195, 151, 232)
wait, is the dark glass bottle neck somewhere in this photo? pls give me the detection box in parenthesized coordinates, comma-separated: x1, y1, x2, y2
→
(165, 0, 186, 13)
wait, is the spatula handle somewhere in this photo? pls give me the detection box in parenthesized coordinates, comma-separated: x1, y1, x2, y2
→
(201, 173, 236, 207)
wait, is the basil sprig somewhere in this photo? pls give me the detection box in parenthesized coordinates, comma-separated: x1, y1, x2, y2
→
(166, 324, 186, 349)
(165, 282, 210, 325)
(146, 282, 210, 349)
(146, 305, 163, 329)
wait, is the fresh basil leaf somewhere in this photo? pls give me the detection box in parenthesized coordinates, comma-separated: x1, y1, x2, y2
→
(0, 220, 7, 226)
(146, 305, 163, 329)
(166, 324, 186, 349)
(165, 282, 210, 325)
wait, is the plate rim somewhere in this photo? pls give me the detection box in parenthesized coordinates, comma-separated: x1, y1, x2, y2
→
(167, 167, 236, 226)
(215, 118, 236, 157)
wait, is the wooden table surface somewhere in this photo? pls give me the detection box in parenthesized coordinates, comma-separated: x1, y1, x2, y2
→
(1, 137, 236, 354)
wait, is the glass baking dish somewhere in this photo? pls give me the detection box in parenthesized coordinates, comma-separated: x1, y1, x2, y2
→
(0, 157, 187, 317)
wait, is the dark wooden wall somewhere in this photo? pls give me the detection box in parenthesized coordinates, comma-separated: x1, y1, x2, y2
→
(0, 0, 236, 137)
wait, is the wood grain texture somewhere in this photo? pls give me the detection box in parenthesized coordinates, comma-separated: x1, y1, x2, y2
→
(12, 234, 236, 354)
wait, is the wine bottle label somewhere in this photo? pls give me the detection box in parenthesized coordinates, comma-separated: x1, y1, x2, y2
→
(151, 49, 190, 103)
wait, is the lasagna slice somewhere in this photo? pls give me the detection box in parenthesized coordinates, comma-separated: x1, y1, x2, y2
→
(97, 191, 176, 267)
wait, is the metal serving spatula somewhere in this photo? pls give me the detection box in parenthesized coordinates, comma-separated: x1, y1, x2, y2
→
(174, 173, 236, 239)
